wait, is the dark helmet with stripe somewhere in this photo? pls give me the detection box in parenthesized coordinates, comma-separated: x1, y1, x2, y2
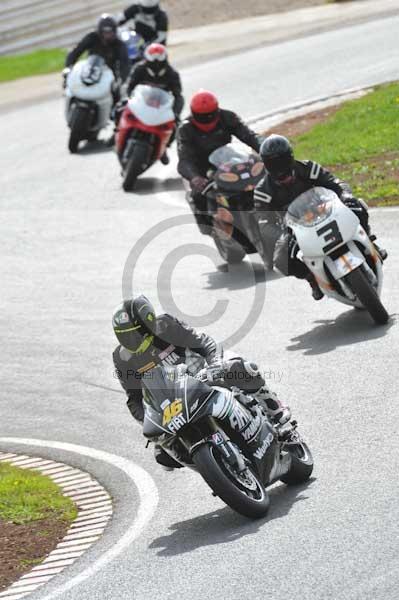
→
(112, 295, 156, 353)
(260, 134, 295, 185)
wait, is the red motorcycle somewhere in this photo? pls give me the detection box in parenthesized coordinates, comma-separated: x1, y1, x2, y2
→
(116, 84, 175, 191)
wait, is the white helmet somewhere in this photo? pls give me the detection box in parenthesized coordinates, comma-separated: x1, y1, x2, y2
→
(144, 43, 168, 76)
(139, 0, 159, 8)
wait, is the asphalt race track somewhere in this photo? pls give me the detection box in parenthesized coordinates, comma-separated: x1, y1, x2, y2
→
(1, 14, 399, 600)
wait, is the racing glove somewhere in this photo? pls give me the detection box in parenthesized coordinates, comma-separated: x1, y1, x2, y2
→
(206, 357, 227, 382)
(62, 67, 71, 89)
(190, 176, 210, 194)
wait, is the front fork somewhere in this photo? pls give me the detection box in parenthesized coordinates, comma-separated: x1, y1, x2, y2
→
(188, 419, 247, 473)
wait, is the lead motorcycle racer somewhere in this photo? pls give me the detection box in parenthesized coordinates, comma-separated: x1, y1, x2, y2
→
(254, 135, 387, 300)
(117, 0, 168, 45)
(112, 295, 292, 469)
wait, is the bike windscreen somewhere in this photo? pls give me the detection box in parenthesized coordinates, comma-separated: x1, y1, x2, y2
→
(141, 364, 213, 416)
(80, 55, 105, 85)
(209, 144, 265, 192)
(287, 187, 336, 227)
(133, 84, 172, 109)
(141, 365, 185, 411)
(209, 145, 252, 168)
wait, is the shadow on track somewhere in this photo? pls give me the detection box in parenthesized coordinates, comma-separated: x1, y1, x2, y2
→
(205, 261, 282, 292)
(287, 310, 396, 356)
(124, 176, 184, 195)
(149, 478, 315, 556)
(76, 140, 114, 155)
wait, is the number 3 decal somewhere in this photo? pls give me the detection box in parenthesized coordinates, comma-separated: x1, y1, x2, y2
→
(317, 220, 343, 253)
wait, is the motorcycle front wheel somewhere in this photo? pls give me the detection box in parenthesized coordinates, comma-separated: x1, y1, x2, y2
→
(68, 106, 88, 154)
(345, 267, 388, 325)
(122, 142, 151, 191)
(192, 443, 269, 519)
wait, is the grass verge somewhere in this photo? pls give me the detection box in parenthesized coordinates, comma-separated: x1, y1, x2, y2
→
(0, 462, 77, 525)
(292, 82, 399, 206)
(0, 49, 65, 83)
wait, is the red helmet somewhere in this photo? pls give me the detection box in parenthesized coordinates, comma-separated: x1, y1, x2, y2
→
(190, 90, 220, 132)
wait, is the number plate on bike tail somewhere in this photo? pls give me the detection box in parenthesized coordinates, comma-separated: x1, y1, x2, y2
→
(333, 253, 364, 278)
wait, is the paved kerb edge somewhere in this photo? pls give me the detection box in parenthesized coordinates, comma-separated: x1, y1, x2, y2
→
(0, 451, 113, 600)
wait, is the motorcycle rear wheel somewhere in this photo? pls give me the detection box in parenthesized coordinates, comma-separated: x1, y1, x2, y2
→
(68, 106, 88, 154)
(122, 143, 150, 192)
(345, 267, 388, 325)
(280, 442, 313, 486)
(192, 443, 270, 519)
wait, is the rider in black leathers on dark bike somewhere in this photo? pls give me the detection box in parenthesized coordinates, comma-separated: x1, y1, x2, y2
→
(177, 90, 262, 234)
(118, 1, 168, 44)
(112, 295, 291, 468)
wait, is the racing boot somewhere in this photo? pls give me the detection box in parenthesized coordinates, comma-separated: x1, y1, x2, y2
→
(160, 151, 170, 165)
(254, 386, 291, 426)
(306, 273, 324, 301)
(154, 445, 183, 471)
(370, 235, 388, 261)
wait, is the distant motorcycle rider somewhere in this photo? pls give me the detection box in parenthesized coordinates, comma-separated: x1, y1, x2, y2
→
(126, 44, 183, 115)
(177, 90, 263, 234)
(64, 14, 130, 84)
(118, 0, 168, 44)
(254, 134, 387, 300)
(113, 295, 291, 469)
(112, 43, 183, 160)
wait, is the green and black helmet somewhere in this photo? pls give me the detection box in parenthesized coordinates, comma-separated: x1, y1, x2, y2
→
(112, 295, 157, 354)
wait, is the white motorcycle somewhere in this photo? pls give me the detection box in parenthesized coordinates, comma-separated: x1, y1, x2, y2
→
(65, 55, 114, 153)
(286, 187, 388, 325)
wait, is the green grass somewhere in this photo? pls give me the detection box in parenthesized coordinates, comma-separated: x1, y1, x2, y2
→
(0, 462, 77, 525)
(0, 48, 66, 83)
(292, 82, 399, 205)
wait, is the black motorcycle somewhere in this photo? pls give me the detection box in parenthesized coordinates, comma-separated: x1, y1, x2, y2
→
(142, 363, 313, 519)
(203, 145, 274, 267)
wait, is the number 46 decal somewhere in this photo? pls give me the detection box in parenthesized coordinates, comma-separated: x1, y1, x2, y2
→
(316, 220, 343, 253)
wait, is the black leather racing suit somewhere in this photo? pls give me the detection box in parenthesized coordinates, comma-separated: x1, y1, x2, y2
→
(119, 5, 168, 44)
(253, 159, 369, 278)
(126, 61, 184, 117)
(113, 314, 274, 420)
(113, 314, 217, 422)
(65, 31, 130, 82)
(177, 110, 262, 230)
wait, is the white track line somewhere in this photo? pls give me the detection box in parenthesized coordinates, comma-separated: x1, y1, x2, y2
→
(0, 438, 158, 600)
(0, 451, 112, 599)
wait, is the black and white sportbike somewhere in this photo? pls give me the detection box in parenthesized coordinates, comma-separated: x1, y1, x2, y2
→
(65, 55, 114, 153)
(286, 187, 388, 325)
(142, 363, 313, 519)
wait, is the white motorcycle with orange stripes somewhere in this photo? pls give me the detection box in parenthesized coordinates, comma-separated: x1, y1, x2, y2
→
(285, 186, 388, 325)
